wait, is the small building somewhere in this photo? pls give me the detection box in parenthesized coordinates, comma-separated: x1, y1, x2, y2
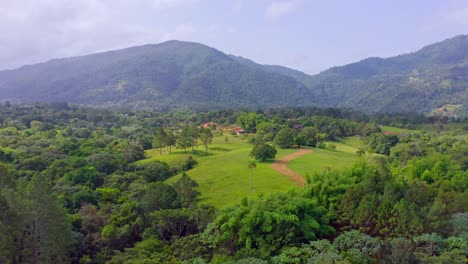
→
(235, 129, 246, 135)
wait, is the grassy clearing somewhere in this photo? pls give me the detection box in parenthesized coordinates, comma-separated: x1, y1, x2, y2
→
(288, 142, 358, 178)
(341, 136, 365, 149)
(139, 134, 374, 208)
(140, 134, 299, 208)
(380, 125, 415, 134)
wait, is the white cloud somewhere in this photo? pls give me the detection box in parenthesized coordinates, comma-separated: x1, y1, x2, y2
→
(0, 0, 200, 70)
(265, 0, 302, 21)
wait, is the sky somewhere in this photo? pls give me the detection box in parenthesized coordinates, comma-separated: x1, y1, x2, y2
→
(1, 0, 468, 74)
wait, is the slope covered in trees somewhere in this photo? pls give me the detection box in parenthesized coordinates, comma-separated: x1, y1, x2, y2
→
(0, 103, 466, 263)
(234, 35, 468, 114)
(0, 41, 314, 110)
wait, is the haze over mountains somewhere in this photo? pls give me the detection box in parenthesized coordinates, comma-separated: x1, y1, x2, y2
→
(0, 35, 467, 114)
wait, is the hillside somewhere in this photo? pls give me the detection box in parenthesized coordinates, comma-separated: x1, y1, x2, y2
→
(235, 35, 468, 114)
(0, 36, 467, 114)
(0, 41, 315, 109)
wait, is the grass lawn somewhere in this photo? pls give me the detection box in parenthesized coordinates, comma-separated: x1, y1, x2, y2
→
(139, 134, 374, 208)
(140, 134, 299, 208)
(380, 125, 415, 134)
(341, 136, 365, 149)
(288, 142, 358, 178)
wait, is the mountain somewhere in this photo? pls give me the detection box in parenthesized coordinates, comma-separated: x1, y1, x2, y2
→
(0, 36, 467, 114)
(0, 41, 315, 109)
(235, 35, 468, 114)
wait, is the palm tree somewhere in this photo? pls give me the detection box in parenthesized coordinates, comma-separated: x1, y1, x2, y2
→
(247, 159, 257, 191)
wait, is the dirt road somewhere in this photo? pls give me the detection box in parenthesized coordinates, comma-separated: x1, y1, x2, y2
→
(271, 148, 311, 187)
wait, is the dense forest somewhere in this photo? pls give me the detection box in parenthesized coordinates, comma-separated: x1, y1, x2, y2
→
(0, 103, 466, 263)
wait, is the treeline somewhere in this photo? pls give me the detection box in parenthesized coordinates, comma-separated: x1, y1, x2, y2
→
(0, 103, 466, 263)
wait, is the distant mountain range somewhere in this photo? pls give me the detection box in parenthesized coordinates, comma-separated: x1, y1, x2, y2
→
(0, 35, 467, 114)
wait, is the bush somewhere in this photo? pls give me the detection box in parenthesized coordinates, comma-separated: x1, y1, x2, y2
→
(181, 156, 198, 171)
(317, 142, 326, 149)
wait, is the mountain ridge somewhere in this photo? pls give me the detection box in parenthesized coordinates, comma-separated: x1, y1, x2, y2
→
(0, 35, 467, 114)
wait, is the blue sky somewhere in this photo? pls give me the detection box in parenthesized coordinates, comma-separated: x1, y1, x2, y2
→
(1, 0, 468, 74)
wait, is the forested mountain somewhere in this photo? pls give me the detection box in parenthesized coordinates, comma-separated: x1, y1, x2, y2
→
(0, 41, 315, 109)
(235, 35, 468, 114)
(0, 35, 467, 114)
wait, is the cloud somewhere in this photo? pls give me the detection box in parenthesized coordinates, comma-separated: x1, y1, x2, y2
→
(265, 0, 302, 21)
(0, 0, 200, 70)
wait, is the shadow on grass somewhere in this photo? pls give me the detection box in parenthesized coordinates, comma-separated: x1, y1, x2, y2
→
(209, 147, 231, 152)
(256, 159, 276, 164)
(170, 149, 214, 157)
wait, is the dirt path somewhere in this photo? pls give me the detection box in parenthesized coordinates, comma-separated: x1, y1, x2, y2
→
(271, 148, 312, 187)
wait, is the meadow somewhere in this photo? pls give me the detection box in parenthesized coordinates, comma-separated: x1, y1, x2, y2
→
(288, 142, 358, 179)
(139, 134, 363, 208)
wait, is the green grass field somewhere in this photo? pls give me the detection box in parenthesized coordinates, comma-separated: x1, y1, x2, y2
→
(139, 134, 368, 208)
(140, 134, 299, 208)
(288, 142, 359, 179)
(341, 136, 365, 149)
(380, 125, 415, 134)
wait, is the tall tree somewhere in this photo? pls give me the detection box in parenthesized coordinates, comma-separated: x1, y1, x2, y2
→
(26, 175, 72, 263)
(165, 129, 177, 153)
(177, 125, 198, 153)
(247, 160, 257, 191)
(1, 175, 73, 263)
(153, 127, 167, 154)
(199, 128, 213, 154)
(173, 173, 200, 208)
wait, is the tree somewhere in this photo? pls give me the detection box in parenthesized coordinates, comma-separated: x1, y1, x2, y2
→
(165, 129, 177, 153)
(250, 143, 277, 161)
(299, 127, 319, 147)
(102, 202, 145, 250)
(177, 125, 198, 153)
(294, 133, 307, 148)
(139, 161, 171, 182)
(237, 112, 264, 133)
(360, 122, 382, 136)
(274, 128, 296, 148)
(367, 133, 399, 155)
(247, 160, 257, 191)
(173, 173, 200, 208)
(199, 128, 213, 154)
(209, 192, 334, 257)
(140, 182, 179, 212)
(1, 175, 73, 263)
(153, 127, 167, 154)
(333, 230, 382, 263)
(88, 152, 118, 174)
(121, 142, 145, 163)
